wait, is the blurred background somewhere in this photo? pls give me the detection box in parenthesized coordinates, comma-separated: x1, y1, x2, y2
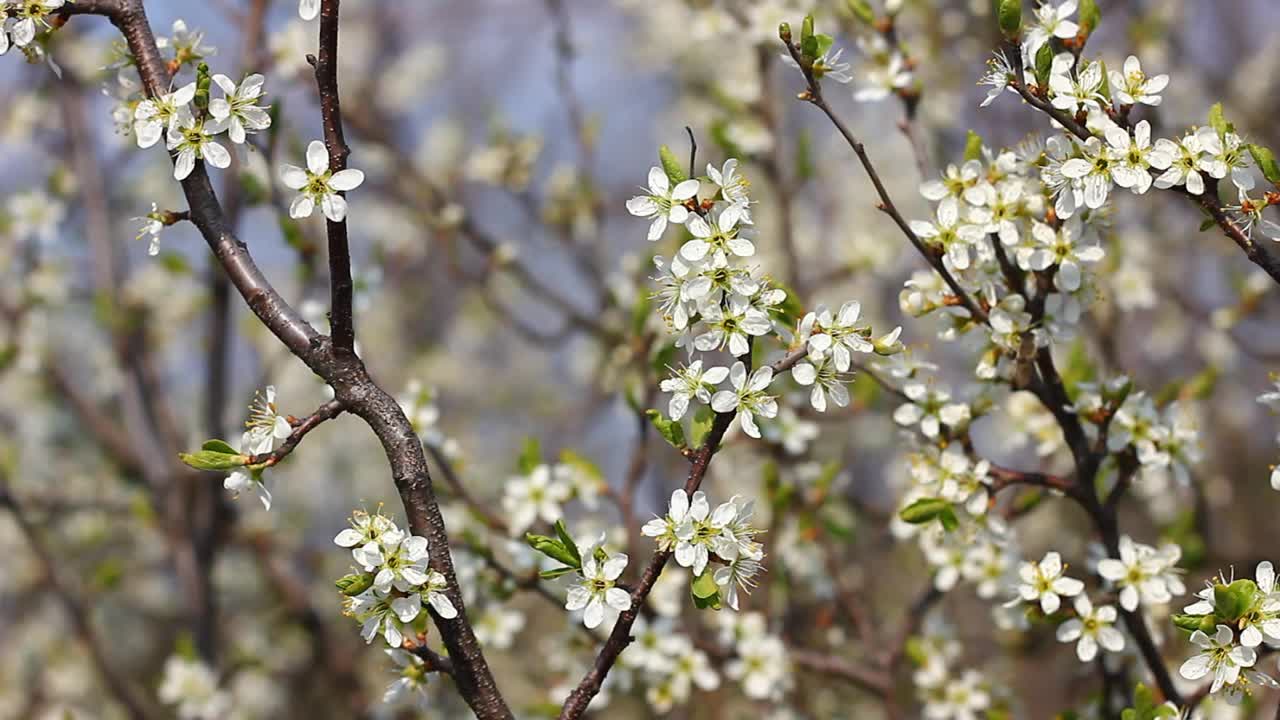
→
(3, 0, 1280, 717)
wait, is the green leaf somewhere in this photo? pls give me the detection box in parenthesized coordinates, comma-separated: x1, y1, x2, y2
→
(1078, 0, 1100, 36)
(691, 571, 720, 599)
(768, 281, 805, 327)
(553, 520, 582, 567)
(795, 128, 814, 181)
(524, 533, 581, 569)
(1214, 579, 1260, 622)
(998, 0, 1022, 38)
(1248, 144, 1280, 185)
(647, 409, 687, 450)
(709, 120, 745, 159)
(179, 449, 250, 471)
(650, 340, 678, 380)
(938, 506, 960, 532)
(1199, 217, 1216, 232)
(814, 33, 834, 58)
(846, 0, 875, 24)
(538, 566, 579, 580)
(801, 14, 815, 45)
(691, 573, 723, 610)
(692, 590, 722, 610)
(659, 144, 688, 185)
(517, 437, 542, 474)
(201, 439, 238, 455)
(335, 573, 374, 596)
(1208, 103, 1233, 138)
(963, 130, 984, 162)
(689, 405, 714, 448)
(158, 252, 191, 275)
(1034, 42, 1054, 88)
(899, 497, 952, 524)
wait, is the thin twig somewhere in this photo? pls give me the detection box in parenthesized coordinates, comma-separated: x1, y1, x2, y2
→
(309, 0, 355, 354)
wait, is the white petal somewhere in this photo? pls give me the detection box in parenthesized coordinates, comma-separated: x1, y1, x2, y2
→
(306, 140, 330, 175)
(329, 168, 365, 191)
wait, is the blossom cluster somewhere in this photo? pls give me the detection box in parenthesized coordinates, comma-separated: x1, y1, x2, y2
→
(501, 460, 604, 536)
(982, 0, 1280, 243)
(0, 0, 63, 62)
(636, 156, 897, 438)
(1175, 562, 1280, 701)
(334, 510, 456, 648)
(642, 489, 763, 611)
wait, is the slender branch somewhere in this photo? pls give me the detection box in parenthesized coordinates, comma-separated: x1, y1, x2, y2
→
(782, 38, 988, 324)
(64, 3, 513, 715)
(557, 409, 736, 719)
(245, 399, 347, 467)
(790, 649, 892, 697)
(423, 442, 508, 535)
(310, 0, 355, 354)
(999, 41, 1280, 286)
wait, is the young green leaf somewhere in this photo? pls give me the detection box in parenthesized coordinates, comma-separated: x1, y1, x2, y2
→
(998, 0, 1022, 38)
(646, 409, 687, 450)
(659, 144, 688, 184)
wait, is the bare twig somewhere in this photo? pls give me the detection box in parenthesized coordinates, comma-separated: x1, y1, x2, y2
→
(309, 0, 355, 354)
(782, 38, 988, 324)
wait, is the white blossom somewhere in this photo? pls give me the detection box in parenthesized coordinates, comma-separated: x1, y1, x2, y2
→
(280, 139, 366, 222)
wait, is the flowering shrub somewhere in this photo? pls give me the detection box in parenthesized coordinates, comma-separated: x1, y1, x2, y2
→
(3, 1, 1280, 719)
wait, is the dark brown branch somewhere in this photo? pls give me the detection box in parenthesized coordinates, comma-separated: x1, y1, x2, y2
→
(65, 3, 513, 716)
(557, 409, 736, 719)
(987, 464, 1077, 496)
(309, 0, 355, 354)
(245, 399, 347, 468)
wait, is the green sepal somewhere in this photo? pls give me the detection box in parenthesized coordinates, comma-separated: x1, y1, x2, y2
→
(647, 409, 687, 450)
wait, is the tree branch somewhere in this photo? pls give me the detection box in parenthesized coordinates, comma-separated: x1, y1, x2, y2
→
(782, 37, 988, 324)
(64, 3, 513, 715)
(309, 0, 355, 354)
(557, 409, 736, 719)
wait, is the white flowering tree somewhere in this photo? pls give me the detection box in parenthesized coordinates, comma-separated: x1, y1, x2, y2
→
(3, 0, 1280, 718)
